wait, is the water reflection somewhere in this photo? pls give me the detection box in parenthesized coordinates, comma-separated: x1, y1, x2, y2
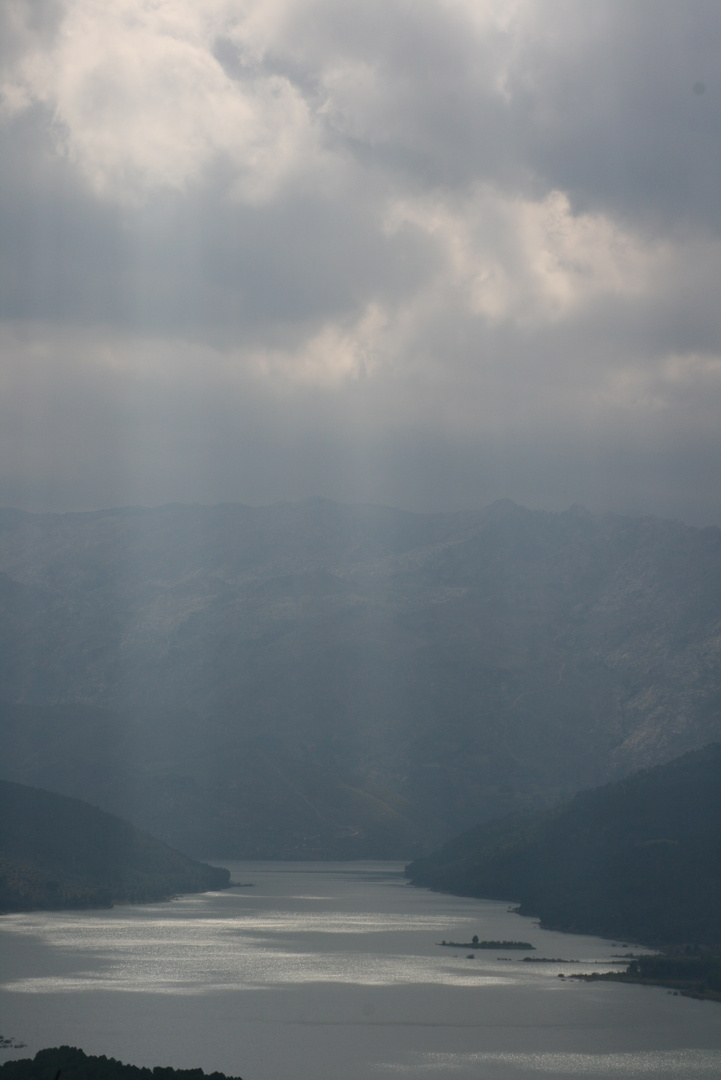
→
(0, 862, 719, 1080)
(382, 1049, 721, 1075)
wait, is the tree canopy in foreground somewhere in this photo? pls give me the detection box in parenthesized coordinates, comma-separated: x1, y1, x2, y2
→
(0, 1047, 243, 1080)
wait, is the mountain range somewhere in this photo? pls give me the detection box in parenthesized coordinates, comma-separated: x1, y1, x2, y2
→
(0, 498, 719, 856)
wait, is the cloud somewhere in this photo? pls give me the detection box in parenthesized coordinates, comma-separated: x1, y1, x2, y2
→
(1, 1, 721, 523)
(1, 0, 325, 202)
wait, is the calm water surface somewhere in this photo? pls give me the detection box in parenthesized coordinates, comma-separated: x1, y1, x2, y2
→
(0, 862, 719, 1079)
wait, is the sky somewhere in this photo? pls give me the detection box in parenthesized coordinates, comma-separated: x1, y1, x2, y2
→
(1, 0, 721, 523)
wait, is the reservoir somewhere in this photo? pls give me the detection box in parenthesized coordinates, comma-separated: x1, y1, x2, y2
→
(0, 862, 719, 1079)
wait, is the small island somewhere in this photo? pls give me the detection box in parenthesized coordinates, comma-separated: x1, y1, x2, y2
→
(521, 956, 580, 963)
(438, 936, 534, 950)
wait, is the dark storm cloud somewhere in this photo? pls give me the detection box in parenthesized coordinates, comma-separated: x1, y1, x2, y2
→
(511, 1, 721, 233)
(1, 0, 721, 523)
(272, 0, 721, 231)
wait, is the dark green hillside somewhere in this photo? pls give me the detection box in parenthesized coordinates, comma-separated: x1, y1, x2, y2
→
(0, 1047, 243, 1080)
(406, 744, 721, 946)
(0, 780, 229, 912)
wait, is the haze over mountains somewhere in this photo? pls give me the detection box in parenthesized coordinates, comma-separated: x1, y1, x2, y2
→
(0, 498, 719, 857)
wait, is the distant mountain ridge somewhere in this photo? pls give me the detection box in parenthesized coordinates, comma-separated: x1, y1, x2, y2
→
(0, 779, 229, 911)
(0, 498, 719, 855)
(406, 743, 721, 946)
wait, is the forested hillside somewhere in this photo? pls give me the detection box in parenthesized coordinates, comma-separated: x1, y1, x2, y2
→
(406, 744, 721, 946)
(0, 780, 229, 911)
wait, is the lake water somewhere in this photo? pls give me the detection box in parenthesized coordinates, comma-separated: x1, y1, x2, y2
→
(1, 862, 720, 1080)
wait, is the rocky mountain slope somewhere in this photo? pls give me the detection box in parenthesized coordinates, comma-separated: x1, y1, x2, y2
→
(0, 499, 719, 854)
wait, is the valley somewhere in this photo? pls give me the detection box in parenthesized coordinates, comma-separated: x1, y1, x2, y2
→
(0, 499, 719, 857)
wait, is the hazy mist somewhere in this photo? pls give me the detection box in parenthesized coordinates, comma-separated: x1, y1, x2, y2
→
(1, 1, 720, 521)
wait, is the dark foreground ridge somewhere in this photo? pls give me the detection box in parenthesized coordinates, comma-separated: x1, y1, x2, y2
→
(406, 743, 721, 948)
(0, 780, 229, 912)
(0, 1047, 243, 1080)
